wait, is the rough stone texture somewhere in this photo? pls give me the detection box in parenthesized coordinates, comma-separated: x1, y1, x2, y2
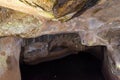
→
(0, 0, 119, 80)
(0, 0, 119, 46)
(0, 37, 21, 80)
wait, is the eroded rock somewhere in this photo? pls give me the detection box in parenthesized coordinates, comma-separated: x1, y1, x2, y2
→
(0, 37, 21, 80)
(0, 0, 119, 80)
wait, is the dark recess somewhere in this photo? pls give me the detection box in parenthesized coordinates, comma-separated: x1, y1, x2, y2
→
(20, 51, 105, 80)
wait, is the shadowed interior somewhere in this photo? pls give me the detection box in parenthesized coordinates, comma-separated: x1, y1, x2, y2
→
(20, 51, 105, 80)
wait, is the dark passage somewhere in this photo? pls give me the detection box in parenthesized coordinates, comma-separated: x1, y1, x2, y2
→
(20, 52, 105, 80)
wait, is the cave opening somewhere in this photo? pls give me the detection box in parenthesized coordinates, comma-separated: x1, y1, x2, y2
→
(20, 49, 105, 80)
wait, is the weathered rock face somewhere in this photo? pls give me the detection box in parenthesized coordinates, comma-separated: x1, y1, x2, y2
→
(0, 0, 93, 20)
(0, 0, 119, 80)
(0, 37, 21, 80)
(0, 0, 119, 40)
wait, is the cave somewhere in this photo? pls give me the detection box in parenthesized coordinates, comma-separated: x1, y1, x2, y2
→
(0, 0, 119, 80)
(20, 49, 105, 80)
